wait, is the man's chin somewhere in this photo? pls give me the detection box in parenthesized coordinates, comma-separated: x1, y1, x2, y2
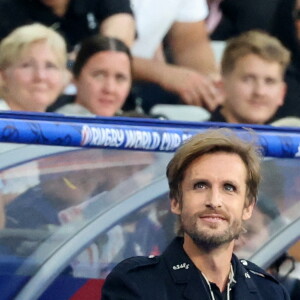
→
(187, 228, 242, 251)
(190, 233, 229, 249)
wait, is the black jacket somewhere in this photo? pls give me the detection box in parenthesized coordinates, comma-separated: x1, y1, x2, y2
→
(209, 106, 227, 123)
(271, 0, 300, 119)
(0, 0, 133, 51)
(102, 237, 290, 299)
(211, 0, 281, 40)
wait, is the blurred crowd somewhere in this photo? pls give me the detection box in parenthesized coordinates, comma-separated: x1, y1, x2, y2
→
(0, 0, 299, 125)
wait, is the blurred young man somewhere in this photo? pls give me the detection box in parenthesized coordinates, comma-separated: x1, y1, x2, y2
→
(102, 128, 290, 299)
(210, 30, 291, 124)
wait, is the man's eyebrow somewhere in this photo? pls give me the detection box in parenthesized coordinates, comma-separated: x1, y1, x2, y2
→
(188, 178, 210, 186)
(190, 177, 208, 181)
(223, 180, 239, 185)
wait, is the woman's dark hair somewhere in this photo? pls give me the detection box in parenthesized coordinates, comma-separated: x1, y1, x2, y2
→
(73, 35, 132, 78)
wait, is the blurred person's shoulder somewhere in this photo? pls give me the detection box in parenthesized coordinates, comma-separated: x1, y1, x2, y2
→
(111, 255, 160, 273)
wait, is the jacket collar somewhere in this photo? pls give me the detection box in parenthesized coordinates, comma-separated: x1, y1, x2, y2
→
(162, 237, 211, 299)
(162, 237, 264, 300)
(162, 237, 192, 282)
(232, 255, 264, 299)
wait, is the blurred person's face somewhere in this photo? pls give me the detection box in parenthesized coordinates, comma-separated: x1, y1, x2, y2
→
(171, 152, 254, 251)
(234, 208, 270, 259)
(221, 54, 286, 124)
(0, 40, 66, 112)
(74, 50, 131, 117)
(43, 169, 104, 206)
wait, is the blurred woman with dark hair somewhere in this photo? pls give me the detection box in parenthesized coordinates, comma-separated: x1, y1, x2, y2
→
(56, 35, 132, 117)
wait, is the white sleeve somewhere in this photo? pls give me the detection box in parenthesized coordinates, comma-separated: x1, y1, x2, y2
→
(176, 0, 209, 22)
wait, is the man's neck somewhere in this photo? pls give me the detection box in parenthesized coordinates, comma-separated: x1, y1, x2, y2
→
(220, 106, 238, 124)
(220, 106, 266, 125)
(183, 235, 234, 292)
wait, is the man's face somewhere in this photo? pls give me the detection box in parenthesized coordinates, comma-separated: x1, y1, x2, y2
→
(171, 152, 254, 251)
(221, 54, 286, 124)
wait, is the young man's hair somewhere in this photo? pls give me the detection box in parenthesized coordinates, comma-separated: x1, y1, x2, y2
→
(166, 128, 262, 208)
(221, 30, 291, 76)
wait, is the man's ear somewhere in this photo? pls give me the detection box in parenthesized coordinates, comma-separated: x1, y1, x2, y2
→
(278, 82, 287, 106)
(170, 197, 181, 215)
(0, 70, 6, 85)
(242, 199, 255, 221)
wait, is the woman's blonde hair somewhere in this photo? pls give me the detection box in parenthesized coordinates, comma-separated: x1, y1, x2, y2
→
(0, 23, 67, 70)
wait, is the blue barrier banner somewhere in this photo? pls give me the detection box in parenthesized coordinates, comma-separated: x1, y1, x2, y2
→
(0, 112, 299, 158)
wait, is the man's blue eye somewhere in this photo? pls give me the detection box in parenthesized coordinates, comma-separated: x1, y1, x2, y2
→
(194, 182, 206, 189)
(224, 184, 235, 192)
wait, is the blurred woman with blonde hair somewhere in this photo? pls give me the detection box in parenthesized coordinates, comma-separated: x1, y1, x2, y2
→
(0, 23, 68, 112)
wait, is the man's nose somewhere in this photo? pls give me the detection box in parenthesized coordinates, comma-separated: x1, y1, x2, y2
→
(254, 80, 267, 96)
(205, 189, 222, 208)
